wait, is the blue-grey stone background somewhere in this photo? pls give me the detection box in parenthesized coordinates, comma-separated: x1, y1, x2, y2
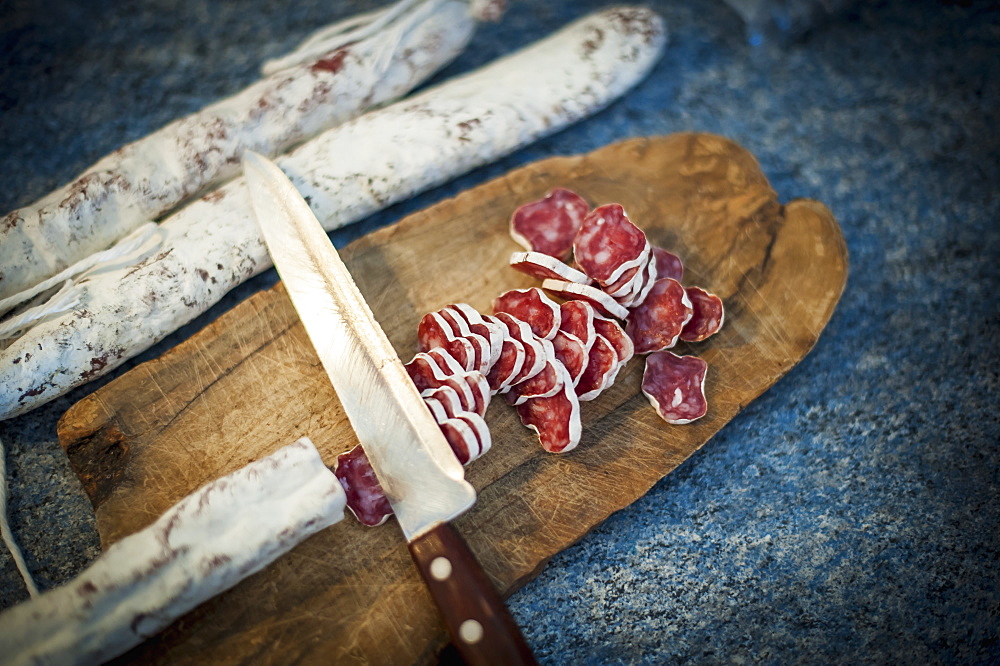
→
(1, 0, 997, 663)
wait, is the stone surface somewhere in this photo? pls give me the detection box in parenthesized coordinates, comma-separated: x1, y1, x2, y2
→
(0, 0, 997, 663)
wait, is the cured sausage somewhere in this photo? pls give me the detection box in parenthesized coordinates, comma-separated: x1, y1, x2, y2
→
(493, 312, 548, 386)
(617, 249, 658, 308)
(509, 251, 591, 284)
(551, 331, 589, 386)
(679, 287, 725, 342)
(505, 353, 562, 406)
(335, 444, 393, 527)
(486, 334, 526, 393)
(435, 417, 480, 465)
(641, 352, 709, 424)
(514, 363, 582, 453)
(0, 438, 346, 666)
(575, 334, 619, 401)
(416, 312, 480, 371)
(0, 6, 667, 419)
(509, 188, 590, 260)
(540, 279, 630, 320)
(651, 246, 684, 282)
(625, 278, 693, 354)
(572, 204, 649, 286)
(0, 0, 480, 303)
(493, 287, 562, 340)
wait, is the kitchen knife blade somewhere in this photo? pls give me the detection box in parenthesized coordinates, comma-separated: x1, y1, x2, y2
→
(242, 151, 536, 665)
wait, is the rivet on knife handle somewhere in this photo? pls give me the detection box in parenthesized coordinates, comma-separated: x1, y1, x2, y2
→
(410, 523, 537, 665)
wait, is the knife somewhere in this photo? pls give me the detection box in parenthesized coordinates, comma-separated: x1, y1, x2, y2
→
(242, 151, 537, 665)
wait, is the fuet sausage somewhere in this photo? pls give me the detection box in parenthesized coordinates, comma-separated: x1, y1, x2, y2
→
(0, 0, 480, 302)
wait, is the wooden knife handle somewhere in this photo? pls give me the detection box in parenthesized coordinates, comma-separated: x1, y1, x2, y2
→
(408, 523, 537, 665)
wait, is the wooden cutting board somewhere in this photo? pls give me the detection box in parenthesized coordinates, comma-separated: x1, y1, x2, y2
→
(58, 133, 847, 665)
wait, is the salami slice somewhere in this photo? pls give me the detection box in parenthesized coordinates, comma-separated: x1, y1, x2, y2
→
(486, 334, 526, 393)
(576, 334, 619, 401)
(415, 311, 477, 370)
(558, 300, 596, 351)
(625, 278, 693, 354)
(679, 287, 725, 342)
(509, 188, 590, 260)
(435, 308, 493, 374)
(592, 313, 635, 367)
(493, 312, 548, 385)
(421, 384, 466, 418)
(572, 204, 648, 285)
(618, 249, 658, 308)
(540, 279, 630, 320)
(448, 304, 505, 370)
(492, 287, 561, 340)
(641, 352, 709, 424)
(456, 370, 492, 417)
(509, 251, 591, 284)
(415, 367, 477, 413)
(651, 246, 684, 282)
(604, 264, 642, 299)
(404, 352, 454, 392)
(551, 330, 589, 386)
(453, 411, 492, 461)
(515, 363, 582, 453)
(334, 445, 393, 527)
(423, 346, 466, 376)
(505, 354, 563, 406)
(436, 417, 479, 466)
(425, 388, 491, 463)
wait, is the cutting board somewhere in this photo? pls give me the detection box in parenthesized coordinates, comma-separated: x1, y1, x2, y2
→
(58, 133, 847, 664)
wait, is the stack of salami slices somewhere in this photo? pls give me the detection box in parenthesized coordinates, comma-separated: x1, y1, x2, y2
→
(336, 188, 724, 526)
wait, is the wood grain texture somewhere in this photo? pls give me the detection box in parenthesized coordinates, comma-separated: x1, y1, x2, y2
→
(57, 134, 847, 664)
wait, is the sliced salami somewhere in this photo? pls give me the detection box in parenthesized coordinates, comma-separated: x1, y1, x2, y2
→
(430, 308, 493, 372)
(551, 330, 589, 386)
(515, 363, 582, 454)
(679, 287, 725, 342)
(540, 279, 630, 320)
(416, 370, 477, 414)
(448, 304, 505, 369)
(604, 264, 642, 299)
(493, 312, 548, 385)
(334, 445, 393, 527)
(642, 352, 709, 424)
(651, 246, 684, 282)
(423, 346, 466, 376)
(420, 384, 466, 418)
(576, 334, 620, 401)
(505, 354, 563, 406)
(618, 249, 658, 309)
(453, 411, 492, 461)
(509, 251, 591, 284)
(404, 352, 453, 392)
(592, 314, 635, 378)
(509, 188, 590, 260)
(557, 300, 596, 351)
(456, 370, 492, 417)
(436, 417, 479, 466)
(415, 311, 477, 370)
(625, 278, 693, 354)
(492, 287, 561, 340)
(572, 204, 648, 286)
(486, 334, 526, 393)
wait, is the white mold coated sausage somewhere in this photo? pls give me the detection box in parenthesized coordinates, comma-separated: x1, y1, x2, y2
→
(0, 0, 477, 302)
(0, 438, 346, 666)
(0, 6, 667, 419)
